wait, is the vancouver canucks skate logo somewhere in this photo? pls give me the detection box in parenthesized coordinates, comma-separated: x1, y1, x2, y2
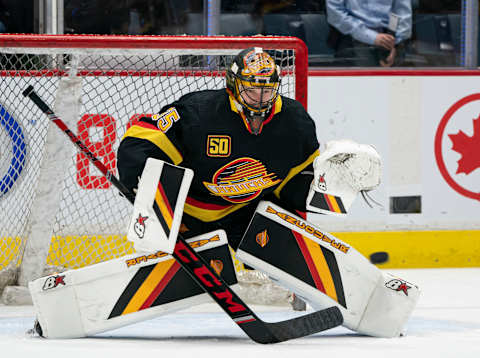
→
(203, 157, 281, 203)
(134, 213, 149, 239)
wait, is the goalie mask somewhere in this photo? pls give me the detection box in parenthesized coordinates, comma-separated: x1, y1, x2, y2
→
(226, 47, 281, 135)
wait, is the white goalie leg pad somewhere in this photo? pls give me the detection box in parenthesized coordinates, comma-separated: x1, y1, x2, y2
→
(237, 201, 419, 338)
(307, 139, 381, 215)
(127, 158, 193, 253)
(354, 272, 419, 337)
(29, 230, 236, 338)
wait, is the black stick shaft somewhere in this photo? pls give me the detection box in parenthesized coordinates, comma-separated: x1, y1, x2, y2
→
(22, 85, 135, 204)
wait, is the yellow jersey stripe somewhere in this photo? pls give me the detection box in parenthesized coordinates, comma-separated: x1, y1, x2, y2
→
(123, 125, 183, 165)
(273, 149, 319, 199)
(184, 202, 248, 222)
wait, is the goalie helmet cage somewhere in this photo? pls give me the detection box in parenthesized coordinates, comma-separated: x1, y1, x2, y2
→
(0, 34, 308, 297)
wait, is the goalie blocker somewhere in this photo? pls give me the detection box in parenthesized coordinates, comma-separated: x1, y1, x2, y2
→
(127, 158, 193, 254)
(29, 231, 237, 338)
(237, 202, 420, 338)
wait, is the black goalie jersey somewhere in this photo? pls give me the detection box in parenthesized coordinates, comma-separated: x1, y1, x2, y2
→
(117, 89, 319, 249)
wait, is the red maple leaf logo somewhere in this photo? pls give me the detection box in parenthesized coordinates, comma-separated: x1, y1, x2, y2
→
(448, 115, 480, 175)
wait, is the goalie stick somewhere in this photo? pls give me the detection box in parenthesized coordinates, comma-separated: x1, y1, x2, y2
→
(22, 85, 342, 344)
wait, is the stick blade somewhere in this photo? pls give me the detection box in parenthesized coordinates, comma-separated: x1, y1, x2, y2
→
(242, 306, 343, 344)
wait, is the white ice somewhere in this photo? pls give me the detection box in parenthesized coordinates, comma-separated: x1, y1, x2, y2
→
(1, 268, 479, 358)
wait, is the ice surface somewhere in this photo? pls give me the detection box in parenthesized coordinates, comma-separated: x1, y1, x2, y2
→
(1, 268, 479, 358)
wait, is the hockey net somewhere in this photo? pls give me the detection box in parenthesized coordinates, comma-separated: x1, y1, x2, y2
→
(0, 34, 307, 305)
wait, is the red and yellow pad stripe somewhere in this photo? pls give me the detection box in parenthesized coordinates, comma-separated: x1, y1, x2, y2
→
(292, 231, 347, 308)
(310, 192, 347, 214)
(151, 162, 187, 237)
(153, 180, 174, 236)
(109, 259, 181, 318)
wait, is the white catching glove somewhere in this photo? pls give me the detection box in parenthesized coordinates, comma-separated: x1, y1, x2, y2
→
(306, 139, 382, 215)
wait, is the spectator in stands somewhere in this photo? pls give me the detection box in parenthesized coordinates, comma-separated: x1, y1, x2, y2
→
(326, 0, 412, 67)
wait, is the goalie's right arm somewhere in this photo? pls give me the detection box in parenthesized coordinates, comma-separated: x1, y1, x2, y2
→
(117, 113, 185, 192)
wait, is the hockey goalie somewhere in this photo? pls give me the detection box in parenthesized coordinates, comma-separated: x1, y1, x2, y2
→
(28, 47, 419, 340)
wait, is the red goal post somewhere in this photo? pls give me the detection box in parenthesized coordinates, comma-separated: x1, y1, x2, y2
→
(0, 34, 308, 300)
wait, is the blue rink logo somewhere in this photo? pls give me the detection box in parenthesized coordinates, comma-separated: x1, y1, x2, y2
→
(0, 103, 26, 198)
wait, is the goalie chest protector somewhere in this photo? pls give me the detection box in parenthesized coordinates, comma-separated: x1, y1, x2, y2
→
(118, 89, 319, 215)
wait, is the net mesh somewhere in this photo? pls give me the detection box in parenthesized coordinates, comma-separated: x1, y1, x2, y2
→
(0, 37, 300, 295)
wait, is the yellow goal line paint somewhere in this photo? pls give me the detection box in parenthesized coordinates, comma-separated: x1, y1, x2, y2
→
(333, 230, 480, 268)
(2, 230, 480, 271)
